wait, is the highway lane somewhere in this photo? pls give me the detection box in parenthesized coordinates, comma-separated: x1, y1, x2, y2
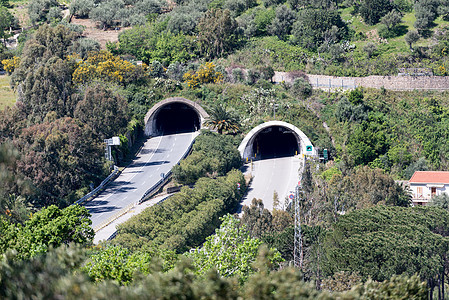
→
(85, 131, 197, 231)
(241, 156, 303, 211)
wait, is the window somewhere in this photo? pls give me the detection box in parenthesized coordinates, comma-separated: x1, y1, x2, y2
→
(431, 187, 437, 196)
(417, 187, 423, 198)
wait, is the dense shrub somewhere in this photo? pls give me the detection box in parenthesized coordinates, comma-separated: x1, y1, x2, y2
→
(114, 169, 245, 252)
(173, 131, 242, 185)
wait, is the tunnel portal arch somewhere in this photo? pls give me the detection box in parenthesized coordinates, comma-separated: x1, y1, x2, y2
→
(144, 97, 209, 136)
(238, 121, 317, 160)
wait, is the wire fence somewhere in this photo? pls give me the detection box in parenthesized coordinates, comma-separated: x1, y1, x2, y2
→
(310, 77, 356, 90)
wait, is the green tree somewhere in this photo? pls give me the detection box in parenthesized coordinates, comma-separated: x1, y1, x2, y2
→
(405, 30, 420, 50)
(0, 245, 428, 298)
(69, 37, 100, 59)
(323, 205, 449, 296)
(28, 0, 59, 25)
(82, 245, 153, 284)
(0, 143, 31, 223)
(74, 85, 129, 140)
(0, 244, 88, 299)
(404, 157, 428, 179)
(89, 0, 124, 29)
(0, 205, 93, 259)
(380, 10, 402, 31)
(0, 7, 13, 46)
(268, 5, 296, 40)
(14, 118, 104, 206)
(11, 25, 79, 120)
(346, 113, 391, 165)
(291, 9, 347, 50)
(18, 57, 76, 121)
(291, 77, 313, 99)
(330, 166, 411, 210)
(69, 0, 95, 17)
(188, 214, 283, 283)
(359, 0, 393, 25)
(139, 31, 195, 65)
(414, 0, 438, 31)
(363, 42, 377, 58)
(197, 9, 240, 58)
(321, 271, 362, 292)
(429, 193, 449, 210)
(241, 198, 273, 238)
(204, 104, 241, 134)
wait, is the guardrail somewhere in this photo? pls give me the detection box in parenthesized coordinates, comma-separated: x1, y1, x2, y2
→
(104, 194, 174, 240)
(93, 133, 198, 233)
(139, 133, 197, 204)
(93, 201, 136, 232)
(75, 165, 120, 205)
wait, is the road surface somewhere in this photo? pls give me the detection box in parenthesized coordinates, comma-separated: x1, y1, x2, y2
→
(85, 132, 197, 231)
(241, 156, 303, 211)
(93, 194, 172, 244)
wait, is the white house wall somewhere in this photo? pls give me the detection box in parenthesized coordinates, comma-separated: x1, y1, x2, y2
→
(410, 183, 449, 203)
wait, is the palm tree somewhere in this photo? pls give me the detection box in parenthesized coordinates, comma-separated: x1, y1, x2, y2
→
(204, 104, 241, 134)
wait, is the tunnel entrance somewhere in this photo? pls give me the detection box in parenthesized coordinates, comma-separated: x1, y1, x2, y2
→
(155, 103, 200, 135)
(252, 126, 299, 159)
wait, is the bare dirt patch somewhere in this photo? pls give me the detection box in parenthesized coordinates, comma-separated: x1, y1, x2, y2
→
(11, 3, 30, 28)
(0, 75, 16, 110)
(71, 16, 130, 49)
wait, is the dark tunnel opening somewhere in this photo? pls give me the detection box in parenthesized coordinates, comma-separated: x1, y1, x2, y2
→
(252, 126, 299, 159)
(155, 103, 200, 135)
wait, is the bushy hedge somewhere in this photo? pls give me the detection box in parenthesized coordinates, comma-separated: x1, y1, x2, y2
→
(114, 169, 245, 253)
(172, 131, 242, 185)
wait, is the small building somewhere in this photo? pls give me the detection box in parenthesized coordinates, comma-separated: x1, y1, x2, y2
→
(409, 171, 449, 206)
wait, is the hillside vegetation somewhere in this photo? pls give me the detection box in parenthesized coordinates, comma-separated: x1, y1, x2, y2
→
(1, 0, 449, 297)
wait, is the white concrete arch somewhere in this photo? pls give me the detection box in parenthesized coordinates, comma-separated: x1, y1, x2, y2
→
(144, 97, 209, 136)
(238, 121, 317, 160)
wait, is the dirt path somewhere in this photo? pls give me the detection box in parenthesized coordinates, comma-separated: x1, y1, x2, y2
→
(71, 17, 130, 49)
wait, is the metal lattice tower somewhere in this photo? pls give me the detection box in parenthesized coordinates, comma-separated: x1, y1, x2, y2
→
(293, 183, 304, 268)
(294, 155, 307, 269)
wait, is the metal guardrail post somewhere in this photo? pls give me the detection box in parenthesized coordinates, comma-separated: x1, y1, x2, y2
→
(139, 133, 197, 204)
(74, 166, 120, 205)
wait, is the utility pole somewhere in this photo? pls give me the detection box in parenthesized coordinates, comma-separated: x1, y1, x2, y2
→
(294, 156, 305, 269)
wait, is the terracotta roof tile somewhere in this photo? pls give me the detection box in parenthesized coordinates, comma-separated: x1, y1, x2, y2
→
(409, 171, 449, 184)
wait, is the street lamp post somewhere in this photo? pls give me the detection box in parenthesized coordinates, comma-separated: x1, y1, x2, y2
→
(272, 103, 279, 119)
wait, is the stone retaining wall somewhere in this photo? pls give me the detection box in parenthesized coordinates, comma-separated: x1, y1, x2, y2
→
(355, 75, 449, 90)
(273, 71, 449, 91)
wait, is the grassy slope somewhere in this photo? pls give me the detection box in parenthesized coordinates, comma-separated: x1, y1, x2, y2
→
(228, 6, 449, 74)
(0, 75, 16, 110)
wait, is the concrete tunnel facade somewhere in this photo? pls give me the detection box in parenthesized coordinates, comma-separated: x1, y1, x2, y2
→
(144, 97, 209, 137)
(238, 121, 318, 160)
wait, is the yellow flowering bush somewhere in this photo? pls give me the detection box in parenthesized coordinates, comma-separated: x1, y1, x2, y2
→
(1, 56, 20, 74)
(72, 51, 140, 85)
(183, 62, 223, 88)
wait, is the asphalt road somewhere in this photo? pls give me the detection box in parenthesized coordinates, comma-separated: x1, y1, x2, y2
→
(241, 156, 303, 211)
(93, 194, 172, 244)
(86, 132, 197, 231)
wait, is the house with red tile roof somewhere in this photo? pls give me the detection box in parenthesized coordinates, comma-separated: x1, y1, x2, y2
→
(409, 171, 449, 206)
